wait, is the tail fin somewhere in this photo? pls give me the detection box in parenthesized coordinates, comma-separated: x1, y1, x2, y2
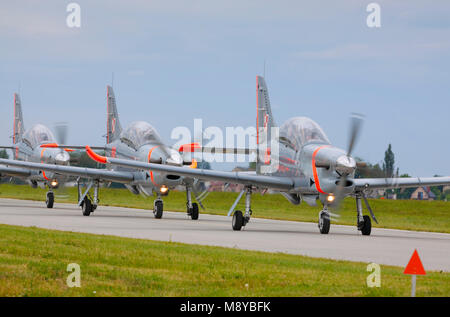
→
(13, 93, 24, 144)
(256, 76, 277, 174)
(106, 85, 122, 144)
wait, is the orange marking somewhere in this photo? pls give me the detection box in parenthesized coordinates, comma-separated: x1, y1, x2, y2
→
(147, 146, 160, 186)
(189, 159, 197, 169)
(86, 146, 108, 164)
(111, 146, 117, 158)
(40, 149, 49, 180)
(64, 148, 74, 152)
(40, 143, 59, 148)
(311, 145, 331, 195)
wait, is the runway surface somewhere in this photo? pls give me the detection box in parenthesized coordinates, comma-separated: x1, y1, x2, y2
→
(0, 198, 449, 271)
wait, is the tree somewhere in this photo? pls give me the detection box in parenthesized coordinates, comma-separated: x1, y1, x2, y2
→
(0, 149, 9, 159)
(197, 161, 211, 170)
(383, 144, 395, 178)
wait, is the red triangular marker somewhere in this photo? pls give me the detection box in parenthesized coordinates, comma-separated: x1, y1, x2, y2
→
(404, 249, 426, 275)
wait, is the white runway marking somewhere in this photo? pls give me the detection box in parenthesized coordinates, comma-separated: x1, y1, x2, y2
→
(0, 198, 449, 271)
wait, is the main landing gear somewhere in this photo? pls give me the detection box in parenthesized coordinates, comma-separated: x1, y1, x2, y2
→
(231, 186, 252, 231)
(77, 180, 99, 216)
(317, 193, 373, 236)
(186, 185, 199, 220)
(356, 194, 371, 236)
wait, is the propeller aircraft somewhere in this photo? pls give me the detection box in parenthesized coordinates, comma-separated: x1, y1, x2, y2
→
(2, 77, 449, 235)
(0, 86, 205, 219)
(0, 93, 72, 208)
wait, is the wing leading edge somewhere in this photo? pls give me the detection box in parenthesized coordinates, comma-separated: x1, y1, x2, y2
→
(0, 158, 134, 183)
(352, 177, 450, 190)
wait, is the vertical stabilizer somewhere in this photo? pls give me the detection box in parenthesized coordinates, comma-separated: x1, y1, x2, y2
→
(106, 85, 123, 144)
(256, 76, 277, 173)
(13, 93, 24, 144)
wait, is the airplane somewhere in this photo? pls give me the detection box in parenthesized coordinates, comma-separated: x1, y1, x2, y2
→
(0, 93, 72, 208)
(2, 77, 449, 235)
(0, 86, 205, 219)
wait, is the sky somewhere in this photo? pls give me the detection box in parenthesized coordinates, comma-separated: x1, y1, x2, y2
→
(0, 0, 449, 176)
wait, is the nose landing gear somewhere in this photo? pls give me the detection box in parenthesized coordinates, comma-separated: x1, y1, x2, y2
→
(318, 209, 330, 234)
(45, 191, 54, 209)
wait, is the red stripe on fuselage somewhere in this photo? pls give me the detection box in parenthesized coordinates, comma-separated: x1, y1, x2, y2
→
(147, 146, 159, 186)
(312, 145, 331, 195)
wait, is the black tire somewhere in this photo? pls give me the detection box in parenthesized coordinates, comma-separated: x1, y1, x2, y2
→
(319, 211, 330, 234)
(232, 210, 244, 231)
(361, 215, 372, 236)
(82, 198, 92, 216)
(190, 203, 199, 220)
(154, 200, 163, 219)
(46, 192, 54, 209)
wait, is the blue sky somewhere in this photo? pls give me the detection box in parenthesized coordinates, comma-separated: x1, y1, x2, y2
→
(1, 1, 449, 176)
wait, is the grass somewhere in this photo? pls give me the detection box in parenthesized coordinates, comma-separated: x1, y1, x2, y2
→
(0, 224, 448, 297)
(1, 184, 449, 233)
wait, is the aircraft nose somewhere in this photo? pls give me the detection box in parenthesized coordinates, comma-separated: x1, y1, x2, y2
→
(55, 151, 70, 165)
(336, 155, 356, 175)
(166, 150, 183, 167)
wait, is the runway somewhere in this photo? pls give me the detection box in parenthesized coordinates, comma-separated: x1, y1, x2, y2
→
(0, 198, 449, 271)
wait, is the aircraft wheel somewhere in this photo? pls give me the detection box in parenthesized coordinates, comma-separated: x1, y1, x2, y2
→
(46, 192, 54, 209)
(361, 215, 372, 236)
(318, 210, 330, 234)
(232, 210, 244, 231)
(82, 197, 93, 216)
(154, 200, 163, 219)
(190, 203, 199, 220)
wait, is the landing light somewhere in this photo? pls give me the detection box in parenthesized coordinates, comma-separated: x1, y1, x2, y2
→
(160, 186, 169, 194)
(327, 195, 335, 203)
(51, 180, 58, 188)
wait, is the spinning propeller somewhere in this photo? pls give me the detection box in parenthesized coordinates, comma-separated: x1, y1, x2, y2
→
(331, 114, 378, 224)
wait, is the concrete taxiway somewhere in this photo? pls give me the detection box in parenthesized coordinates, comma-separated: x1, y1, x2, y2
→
(0, 198, 449, 271)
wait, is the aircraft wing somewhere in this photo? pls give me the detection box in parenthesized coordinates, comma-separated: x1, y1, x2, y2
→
(39, 144, 105, 151)
(0, 158, 134, 183)
(0, 165, 32, 177)
(85, 147, 302, 190)
(352, 177, 450, 190)
(178, 143, 256, 155)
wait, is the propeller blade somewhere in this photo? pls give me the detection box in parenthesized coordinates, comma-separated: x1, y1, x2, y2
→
(362, 194, 378, 224)
(347, 113, 364, 157)
(331, 173, 348, 212)
(54, 122, 68, 145)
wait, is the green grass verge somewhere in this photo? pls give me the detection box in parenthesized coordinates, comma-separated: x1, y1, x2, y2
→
(0, 224, 448, 296)
(0, 184, 449, 233)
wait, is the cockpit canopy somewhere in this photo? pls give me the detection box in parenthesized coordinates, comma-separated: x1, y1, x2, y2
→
(279, 117, 330, 150)
(120, 121, 162, 148)
(22, 124, 56, 147)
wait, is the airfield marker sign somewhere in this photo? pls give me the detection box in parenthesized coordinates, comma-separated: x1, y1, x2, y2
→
(403, 249, 426, 297)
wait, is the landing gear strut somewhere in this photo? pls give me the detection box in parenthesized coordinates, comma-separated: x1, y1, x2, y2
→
(46, 191, 54, 209)
(356, 194, 371, 235)
(232, 186, 252, 231)
(186, 185, 199, 220)
(77, 179, 100, 217)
